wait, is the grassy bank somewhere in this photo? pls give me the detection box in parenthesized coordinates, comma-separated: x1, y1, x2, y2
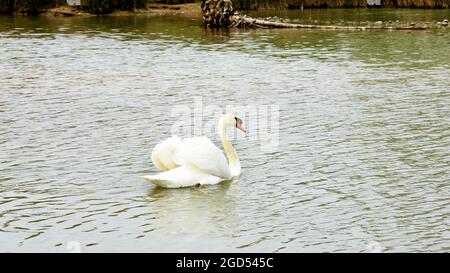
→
(1, 0, 449, 15)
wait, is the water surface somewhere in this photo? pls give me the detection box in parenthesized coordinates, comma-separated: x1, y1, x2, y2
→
(0, 11, 449, 252)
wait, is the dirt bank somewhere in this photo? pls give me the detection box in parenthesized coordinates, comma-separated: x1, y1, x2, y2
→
(41, 3, 202, 17)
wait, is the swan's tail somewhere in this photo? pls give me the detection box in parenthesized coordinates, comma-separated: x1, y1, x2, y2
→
(143, 174, 175, 188)
(143, 166, 199, 188)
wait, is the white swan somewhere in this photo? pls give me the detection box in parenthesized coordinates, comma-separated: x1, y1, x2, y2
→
(144, 113, 246, 188)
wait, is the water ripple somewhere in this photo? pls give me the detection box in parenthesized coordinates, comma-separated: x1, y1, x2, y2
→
(0, 14, 449, 252)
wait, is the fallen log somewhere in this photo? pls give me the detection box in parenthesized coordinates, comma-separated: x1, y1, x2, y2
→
(232, 15, 430, 30)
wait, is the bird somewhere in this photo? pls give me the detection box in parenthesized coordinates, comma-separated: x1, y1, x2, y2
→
(144, 113, 246, 188)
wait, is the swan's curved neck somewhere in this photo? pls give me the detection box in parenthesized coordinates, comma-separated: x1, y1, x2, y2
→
(219, 119, 241, 177)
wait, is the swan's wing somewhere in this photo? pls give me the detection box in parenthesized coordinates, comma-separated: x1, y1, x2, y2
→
(151, 136, 182, 171)
(174, 137, 231, 179)
(144, 165, 223, 188)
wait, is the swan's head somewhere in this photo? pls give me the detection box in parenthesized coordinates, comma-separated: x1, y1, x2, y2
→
(221, 113, 247, 133)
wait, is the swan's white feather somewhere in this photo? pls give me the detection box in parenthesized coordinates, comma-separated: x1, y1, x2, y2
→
(174, 137, 231, 179)
(148, 136, 231, 188)
(143, 165, 223, 188)
(146, 113, 242, 188)
(151, 136, 182, 171)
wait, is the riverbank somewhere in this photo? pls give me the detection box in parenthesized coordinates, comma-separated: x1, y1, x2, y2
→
(37, 3, 202, 17)
(2, 2, 202, 17)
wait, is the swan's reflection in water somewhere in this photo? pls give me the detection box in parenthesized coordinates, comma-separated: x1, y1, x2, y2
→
(145, 180, 241, 245)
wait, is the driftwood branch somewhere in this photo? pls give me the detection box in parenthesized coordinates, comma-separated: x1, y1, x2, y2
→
(231, 15, 430, 30)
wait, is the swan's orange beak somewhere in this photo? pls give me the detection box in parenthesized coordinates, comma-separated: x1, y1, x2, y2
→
(235, 117, 247, 133)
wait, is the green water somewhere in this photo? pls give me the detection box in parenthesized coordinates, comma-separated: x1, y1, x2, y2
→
(0, 11, 449, 252)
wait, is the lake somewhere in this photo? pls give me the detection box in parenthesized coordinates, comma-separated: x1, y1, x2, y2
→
(0, 9, 449, 252)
